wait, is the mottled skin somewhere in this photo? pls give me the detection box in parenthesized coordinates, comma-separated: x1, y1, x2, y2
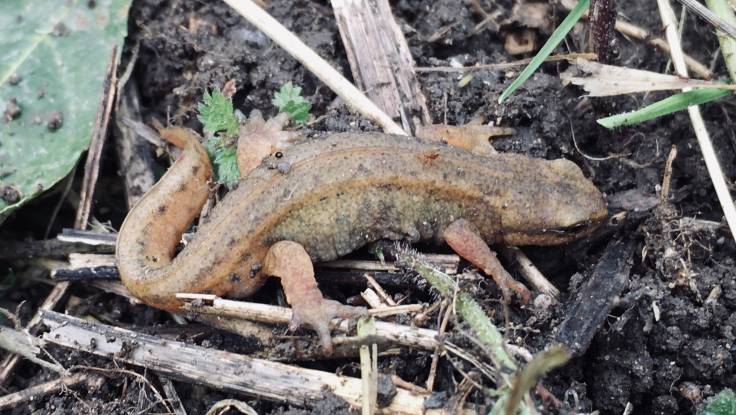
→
(116, 130, 607, 321)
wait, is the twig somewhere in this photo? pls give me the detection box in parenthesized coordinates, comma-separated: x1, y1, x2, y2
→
(221, 0, 406, 135)
(0, 373, 91, 411)
(674, 0, 736, 39)
(0, 326, 66, 374)
(41, 311, 432, 413)
(413, 53, 598, 73)
(177, 293, 439, 350)
(657, 0, 736, 241)
(0, 282, 70, 384)
(159, 376, 188, 415)
(0, 238, 113, 260)
(660, 146, 678, 204)
(364, 274, 397, 305)
(360, 288, 386, 309)
(613, 19, 713, 79)
(357, 318, 377, 415)
(76, 46, 118, 228)
(114, 81, 158, 208)
(499, 246, 560, 301)
(590, 0, 616, 63)
(205, 399, 257, 415)
(391, 375, 428, 394)
(332, 0, 431, 129)
(425, 300, 451, 392)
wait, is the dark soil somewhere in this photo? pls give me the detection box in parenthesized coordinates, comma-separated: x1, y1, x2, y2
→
(2, 0, 736, 414)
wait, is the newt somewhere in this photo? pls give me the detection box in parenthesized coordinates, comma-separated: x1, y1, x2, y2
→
(116, 126, 607, 351)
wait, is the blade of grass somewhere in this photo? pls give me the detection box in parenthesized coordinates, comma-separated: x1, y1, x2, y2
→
(596, 88, 732, 128)
(706, 0, 736, 81)
(498, 0, 590, 103)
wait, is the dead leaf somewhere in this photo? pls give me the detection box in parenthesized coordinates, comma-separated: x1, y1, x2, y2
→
(563, 59, 736, 96)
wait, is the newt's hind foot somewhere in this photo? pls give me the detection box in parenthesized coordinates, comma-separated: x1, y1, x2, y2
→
(263, 241, 367, 353)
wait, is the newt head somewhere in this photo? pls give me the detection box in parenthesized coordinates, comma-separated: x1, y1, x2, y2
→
(499, 158, 608, 246)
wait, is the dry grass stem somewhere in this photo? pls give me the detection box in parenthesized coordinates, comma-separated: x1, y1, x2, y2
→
(656, 0, 736, 241)
(221, 0, 406, 135)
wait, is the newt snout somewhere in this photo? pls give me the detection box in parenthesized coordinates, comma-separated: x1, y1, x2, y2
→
(495, 158, 607, 246)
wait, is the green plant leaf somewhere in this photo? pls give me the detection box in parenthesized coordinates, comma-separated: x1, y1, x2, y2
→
(273, 82, 311, 124)
(597, 88, 732, 128)
(0, 0, 132, 225)
(203, 137, 240, 189)
(498, 0, 590, 103)
(197, 89, 239, 137)
(701, 389, 736, 415)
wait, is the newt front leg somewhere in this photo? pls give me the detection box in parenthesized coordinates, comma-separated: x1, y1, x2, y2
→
(443, 219, 531, 304)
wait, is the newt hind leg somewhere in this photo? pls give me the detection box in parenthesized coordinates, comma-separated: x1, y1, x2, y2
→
(443, 219, 531, 304)
(263, 241, 366, 353)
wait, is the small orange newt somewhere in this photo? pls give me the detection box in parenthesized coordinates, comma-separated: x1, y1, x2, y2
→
(116, 127, 607, 350)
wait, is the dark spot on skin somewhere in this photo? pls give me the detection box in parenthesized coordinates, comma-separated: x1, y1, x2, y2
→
(229, 273, 241, 283)
(319, 196, 328, 202)
(250, 262, 262, 277)
(418, 151, 440, 163)
(47, 111, 63, 131)
(177, 183, 188, 193)
(3, 98, 21, 122)
(157, 205, 167, 214)
(51, 22, 69, 36)
(8, 74, 21, 85)
(227, 238, 237, 248)
(1, 185, 21, 203)
(192, 165, 200, 175)
(37, 90, 45, 99)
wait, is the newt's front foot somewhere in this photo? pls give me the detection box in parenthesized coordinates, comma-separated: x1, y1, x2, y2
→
(443, 219, 531, 304)
(263, 241, 367, 353)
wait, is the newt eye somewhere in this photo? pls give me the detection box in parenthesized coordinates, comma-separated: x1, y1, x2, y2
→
(275, 151, 283, 158)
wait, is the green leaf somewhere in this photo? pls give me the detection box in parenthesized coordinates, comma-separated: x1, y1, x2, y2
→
(498, 0, 590, 103)
(597, 88, 732, 128)
(0, 0, 132, 225)
(197, 89, 239, 137)
(272, 82, 311, 124)
(203, 137, 240, 189)
(701, 389, 736, 415)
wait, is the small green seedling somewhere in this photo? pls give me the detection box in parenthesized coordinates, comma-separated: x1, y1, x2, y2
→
(198, 89, 239, 137)
(273, 82, 311, 124)
(197, 89, 241, 188)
